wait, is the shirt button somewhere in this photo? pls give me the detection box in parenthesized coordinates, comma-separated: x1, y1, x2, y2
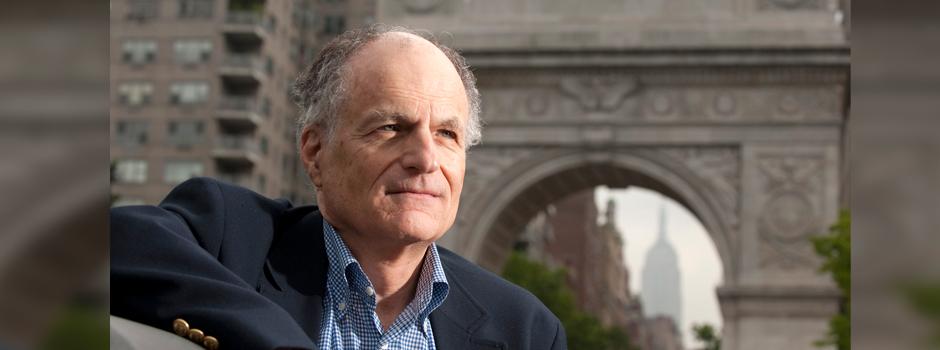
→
(379, 343, 388, 350)
(365, 286, 375, 296)
(337, 302, 346, 311)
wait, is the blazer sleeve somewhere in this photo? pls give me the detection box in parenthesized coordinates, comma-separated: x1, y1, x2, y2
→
(110, 178, 317, 350)
(551, 318, 568, 350)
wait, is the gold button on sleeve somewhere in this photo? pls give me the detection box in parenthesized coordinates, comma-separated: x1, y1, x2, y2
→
(203, 335, 219, 350)
(187, 328, 205, 342)
(172, 319, 190, 337)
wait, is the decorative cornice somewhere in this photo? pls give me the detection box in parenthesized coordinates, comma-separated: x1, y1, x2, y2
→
(466, 48, 849, 68)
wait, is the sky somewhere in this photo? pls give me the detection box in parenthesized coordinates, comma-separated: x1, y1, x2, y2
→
(594, 186, 724, 348)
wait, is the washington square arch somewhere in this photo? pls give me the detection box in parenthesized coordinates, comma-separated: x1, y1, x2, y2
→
(378, 0, 849, 349)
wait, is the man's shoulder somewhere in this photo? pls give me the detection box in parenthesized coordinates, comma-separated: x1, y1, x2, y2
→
(437, 246, 555, 317)
(111, 177, 317, 254)
(117, 176, 298, 218)
(168, 176, 291, 207)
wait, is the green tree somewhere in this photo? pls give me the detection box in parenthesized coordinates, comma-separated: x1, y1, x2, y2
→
(692, 323, 721, 350)
(904, 282, 940, 347)
(811, 210, 850, 350)
(502, 251, 635, 350)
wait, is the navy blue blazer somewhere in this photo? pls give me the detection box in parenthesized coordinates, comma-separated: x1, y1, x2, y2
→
(111, 177, 567, 350)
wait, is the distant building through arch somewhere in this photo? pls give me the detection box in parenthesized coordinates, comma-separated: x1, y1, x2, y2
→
(641, 204, 683, 333)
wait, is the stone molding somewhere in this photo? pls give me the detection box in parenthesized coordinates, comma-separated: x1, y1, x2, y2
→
(478, 68, 845, 125)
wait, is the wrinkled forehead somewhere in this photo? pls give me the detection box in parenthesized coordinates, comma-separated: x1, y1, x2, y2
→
(345, 32, 454, 80)
(341, 32, 468, 110)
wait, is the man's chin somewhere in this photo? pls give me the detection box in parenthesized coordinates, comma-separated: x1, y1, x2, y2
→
(387, 213, 446, 243)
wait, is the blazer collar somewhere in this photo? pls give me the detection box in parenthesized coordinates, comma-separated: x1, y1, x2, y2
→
(430, 262, 504, 349)
(260, 207, 329, 343)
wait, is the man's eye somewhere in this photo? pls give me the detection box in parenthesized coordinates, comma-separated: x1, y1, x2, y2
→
(379, 124, 400, 132)
(439, 129, 458, 140)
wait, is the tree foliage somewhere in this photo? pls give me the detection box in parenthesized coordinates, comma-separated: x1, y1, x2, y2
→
(904, 281, 940, 347)
(811, 210, 850, 350)
(502, 251, 635, 350)
(692, 323, 721, 350)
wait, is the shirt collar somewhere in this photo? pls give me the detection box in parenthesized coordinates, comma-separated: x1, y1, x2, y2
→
(322, 220, 449, 324)
(323, 221, 359, 318)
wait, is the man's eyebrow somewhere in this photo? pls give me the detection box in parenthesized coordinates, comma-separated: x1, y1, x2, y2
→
(367, 109, 409, 122)
(366, 109, 463, 130)
(437, 117, 464, 130)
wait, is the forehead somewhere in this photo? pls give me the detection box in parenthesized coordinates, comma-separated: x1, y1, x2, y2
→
(343, 33, 468, 106)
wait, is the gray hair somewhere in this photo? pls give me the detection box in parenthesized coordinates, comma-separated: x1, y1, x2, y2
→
(291, 24, 482, 149)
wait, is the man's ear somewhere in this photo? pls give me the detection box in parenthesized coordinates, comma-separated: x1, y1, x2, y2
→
(300, 125, 325, 188)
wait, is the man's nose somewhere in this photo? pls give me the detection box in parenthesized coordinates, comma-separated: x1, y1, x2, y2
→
(400, 128, 438, 173)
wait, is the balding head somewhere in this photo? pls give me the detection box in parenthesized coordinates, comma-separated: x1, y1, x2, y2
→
(292, 24, 482, 149)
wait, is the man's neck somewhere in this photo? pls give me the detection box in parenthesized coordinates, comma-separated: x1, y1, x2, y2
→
(340, 231, 430, 330)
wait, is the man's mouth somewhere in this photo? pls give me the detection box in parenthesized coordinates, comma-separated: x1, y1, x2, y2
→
(387, 189, 440, 198)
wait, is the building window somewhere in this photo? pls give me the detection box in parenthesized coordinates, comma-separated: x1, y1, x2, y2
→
(167, 120, 205, 148)
(118, 82, 154, 106)
(127, 0, 159, 21)
(122, 39, 157, 65)
(289, 37, 302, 63)
(178, 0, 214, 18)
(264, 55, 274, 75)
(169, 82, 209, 105)
(259, 96, 271, 117)
(259, 136, 268, 155)
(264, 14, 277, 33)
(258, 174, 266, 193)
(115, 120, 149, 147)
(174, 39, 212, 65)
(229, 0, 264, 12)
(164, 160, 204, 184)
(114, 159, 148, 183)
(323, 15, 345, 35)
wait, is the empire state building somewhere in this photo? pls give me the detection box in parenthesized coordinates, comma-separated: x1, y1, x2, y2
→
(641, 204, 683, 329)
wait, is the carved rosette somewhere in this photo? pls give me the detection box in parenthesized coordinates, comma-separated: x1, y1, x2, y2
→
(755, 155, 825, 269)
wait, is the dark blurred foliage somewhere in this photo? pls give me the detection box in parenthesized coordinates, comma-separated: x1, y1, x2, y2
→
(692, 323, 721, 350)
(502, 251, 636, 350)
(904, 283, 940, 348)
(812, 211, 851, 350)
(38, 302, 108, 350)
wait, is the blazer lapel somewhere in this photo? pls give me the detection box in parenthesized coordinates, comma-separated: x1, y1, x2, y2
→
(430, 264, 505, 350)
(258, 208, 328, 343)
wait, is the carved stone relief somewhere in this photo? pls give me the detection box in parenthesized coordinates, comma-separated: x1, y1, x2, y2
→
(559, 76, 639, 112)
(461, 147, 540, 207)
(659, 147, 741, 227)
(479, 73, 842, 123)
(398, 0, 443, 14)
(755, 154, 825, 270)
(757, 0, 830, 11)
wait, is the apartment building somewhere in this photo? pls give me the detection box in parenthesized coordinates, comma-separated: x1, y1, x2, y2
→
(109, 0, 335, 206)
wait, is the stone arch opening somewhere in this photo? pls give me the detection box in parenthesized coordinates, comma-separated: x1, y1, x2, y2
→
(460, 149, 737, 286)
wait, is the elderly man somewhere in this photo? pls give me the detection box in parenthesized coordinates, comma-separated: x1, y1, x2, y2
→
(111, 25, 567, 350)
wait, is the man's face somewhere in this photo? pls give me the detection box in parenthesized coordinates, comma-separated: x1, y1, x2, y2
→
(302, 33, 469, 246)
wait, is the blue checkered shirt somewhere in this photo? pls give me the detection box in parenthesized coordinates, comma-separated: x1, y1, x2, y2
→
(317, 221, 449, 350)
